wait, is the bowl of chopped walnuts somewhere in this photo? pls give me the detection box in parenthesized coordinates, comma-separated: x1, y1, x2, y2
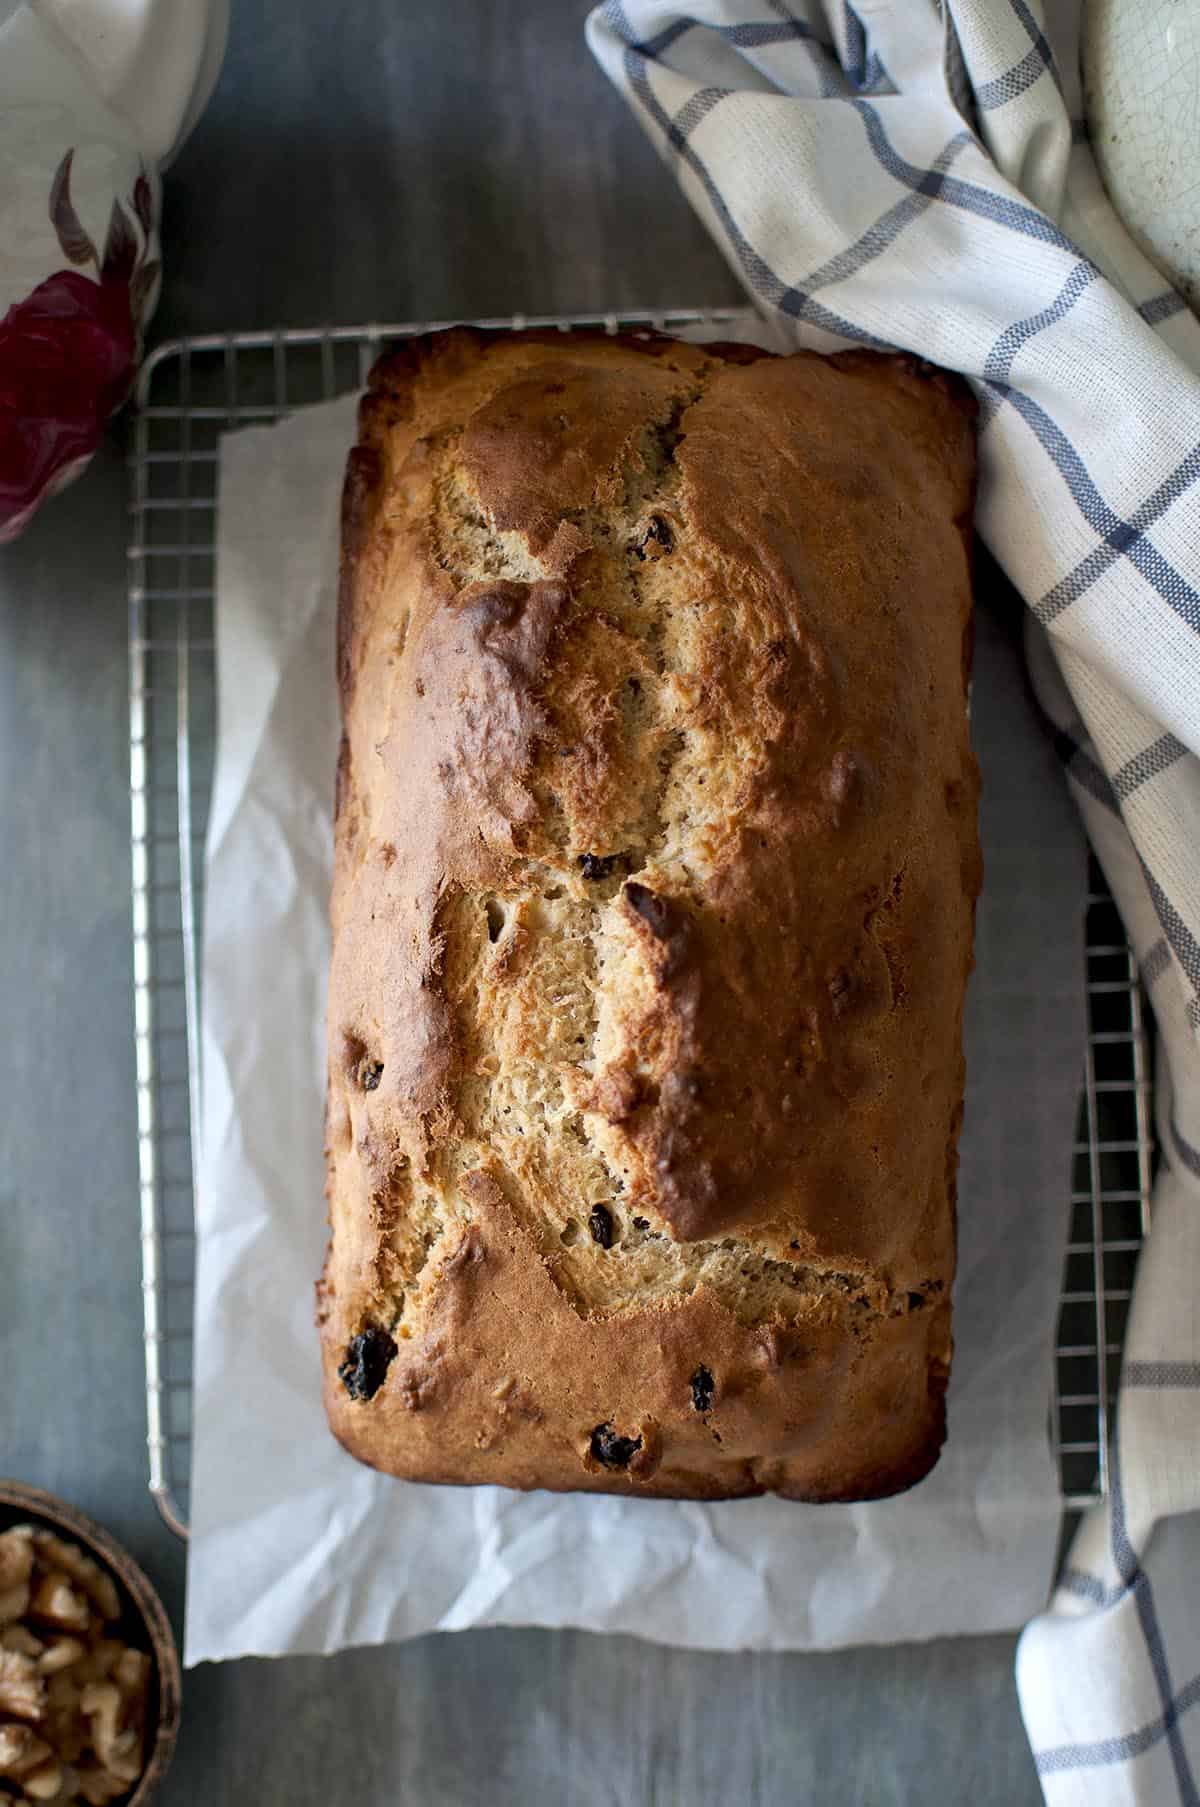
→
(0, 1482, 180, 1806)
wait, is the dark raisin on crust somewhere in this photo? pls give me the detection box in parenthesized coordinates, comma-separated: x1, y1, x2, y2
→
(633, 514, 674, 558)
(338, 1327, 398, 1400)
(359, 1059, 384, 1092)
(579, 852, 618, 882)
(828, 970, 852, 1016)
(690, 1365, 715, 1413)
(590, 1423, 643, 1469)
(623, 879, 670, 937)
(588, 1204, 614, 1248)
(632, 1216, 649, 1231)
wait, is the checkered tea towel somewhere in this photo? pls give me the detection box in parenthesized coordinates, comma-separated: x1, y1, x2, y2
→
(587, 4, 1200, 1800)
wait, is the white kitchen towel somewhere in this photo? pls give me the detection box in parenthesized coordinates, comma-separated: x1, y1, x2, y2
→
(587, 2, 1200, 1800)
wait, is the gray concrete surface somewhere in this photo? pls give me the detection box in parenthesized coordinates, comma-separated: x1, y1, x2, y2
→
(0, 4, 1049, 1800)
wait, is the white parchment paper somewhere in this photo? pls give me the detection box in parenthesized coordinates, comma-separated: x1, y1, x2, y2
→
(186, 331, 1088, 1665)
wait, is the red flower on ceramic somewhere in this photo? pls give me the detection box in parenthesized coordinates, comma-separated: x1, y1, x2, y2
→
(0, 151, 158, 542)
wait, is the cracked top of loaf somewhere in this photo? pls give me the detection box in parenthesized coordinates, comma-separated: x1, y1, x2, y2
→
(318, 326, 980, 1502)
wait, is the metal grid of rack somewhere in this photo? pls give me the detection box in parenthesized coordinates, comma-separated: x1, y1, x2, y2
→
(1056, 876, 1155, 1507)
(127, 312, 1154, 1537)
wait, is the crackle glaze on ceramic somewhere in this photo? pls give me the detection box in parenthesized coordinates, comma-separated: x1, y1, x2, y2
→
(1084, 0, 1200, 306)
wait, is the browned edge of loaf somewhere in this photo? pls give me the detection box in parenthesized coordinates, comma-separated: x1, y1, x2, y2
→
(318, 324, 981, 1503)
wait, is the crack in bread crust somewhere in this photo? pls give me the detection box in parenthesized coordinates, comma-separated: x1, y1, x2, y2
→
(319, 327, 980, 1502)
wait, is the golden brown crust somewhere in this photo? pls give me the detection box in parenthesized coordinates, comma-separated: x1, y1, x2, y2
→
(318, 327, 980, 1502)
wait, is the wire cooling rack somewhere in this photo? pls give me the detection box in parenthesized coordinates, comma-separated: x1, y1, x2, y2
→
(127, 311, 1154, 1537)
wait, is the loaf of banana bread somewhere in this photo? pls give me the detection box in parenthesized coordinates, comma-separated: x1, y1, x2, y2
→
(318, 326, 980, 1501)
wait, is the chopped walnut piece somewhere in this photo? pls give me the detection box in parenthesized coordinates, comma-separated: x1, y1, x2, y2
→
(37, 1636, 85, 1677)
(114, 1647, 148, 1690)
(28, 1574, 89, 1635)
(112, 1646, 150, 1734)
(0, 1582, 32, 1627)
(44, 1672, 85, 1765)
(76, 1759, 131, 1805)
(0, 1721, 52, 1780)
(75, 1642, 121, 1687)
(79, 1679, 118, 1727)
(31, 1534, 119, 1624)
(80, 1682, 140, 1785)
(21, 1755, 64, 1800)
(0, 1526, 35, 1593)
(0, 1646, 47, 1721)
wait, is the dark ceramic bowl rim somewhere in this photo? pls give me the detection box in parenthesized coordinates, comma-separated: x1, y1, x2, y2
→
(0, 1480, 180, 1806)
